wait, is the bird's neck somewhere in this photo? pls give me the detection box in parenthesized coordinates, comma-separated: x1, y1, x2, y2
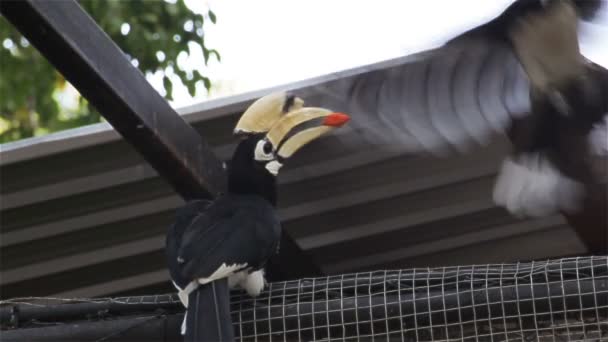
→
(227, 140, 278, 206)
(228, 172, 277, 206)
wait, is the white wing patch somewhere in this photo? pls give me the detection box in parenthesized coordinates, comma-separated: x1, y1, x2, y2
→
(197, 262, 248, 285)
(493, 154, 584, 217)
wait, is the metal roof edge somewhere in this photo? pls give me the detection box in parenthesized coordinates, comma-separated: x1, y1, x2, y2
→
(0, 51, 434, 166)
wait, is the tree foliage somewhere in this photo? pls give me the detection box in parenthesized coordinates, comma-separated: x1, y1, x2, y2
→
(0, 0, 219, 143)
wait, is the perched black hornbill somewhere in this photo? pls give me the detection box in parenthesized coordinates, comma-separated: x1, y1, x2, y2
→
(314, 0, 607, 219)
(166, 92, 349, 341)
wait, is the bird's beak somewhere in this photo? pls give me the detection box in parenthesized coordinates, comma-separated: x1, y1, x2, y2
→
(265, 108, 350, 159)
(233, 92, 304, 135)
(322, 113, 351, 127)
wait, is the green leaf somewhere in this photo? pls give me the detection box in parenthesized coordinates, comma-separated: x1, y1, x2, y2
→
(0, 0, 221, 143)
(166, 3, 178, 16)
(208, 10, 216, 24)
(163, 75, 173, 101)
(186, 81, 196, 97)
(208, 49, 221, 62)
(193, 70, 204, 82)
(202, 46, 209, 64)
(141, 13, 158, 24)
(202, 77, 211, 91)
(194, 13, 204, 28)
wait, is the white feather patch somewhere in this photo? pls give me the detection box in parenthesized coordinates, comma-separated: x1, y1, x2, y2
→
(197, 262, 248, 285)
(493, 154, 584, 217)
(589, 115, 608, 157)
(242, 270, 266, 297)
(227, 271, 247, 289)
(228, 270, 266, 297)
(265, 160, 282, 176)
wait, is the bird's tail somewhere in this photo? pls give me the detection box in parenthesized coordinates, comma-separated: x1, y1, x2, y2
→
(184, 278, 234, 342)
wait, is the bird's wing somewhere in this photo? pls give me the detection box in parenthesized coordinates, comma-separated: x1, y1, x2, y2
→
(312, 0, 607, 156)
(177, 196, 280, 283)
(313, 30, 531, 156)
(166, 199, 213, 289)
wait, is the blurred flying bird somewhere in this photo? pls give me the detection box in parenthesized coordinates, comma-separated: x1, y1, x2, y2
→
(314, 0, 607, 219)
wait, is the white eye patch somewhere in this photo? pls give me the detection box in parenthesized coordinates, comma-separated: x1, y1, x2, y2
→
(254, 139, 274, 161)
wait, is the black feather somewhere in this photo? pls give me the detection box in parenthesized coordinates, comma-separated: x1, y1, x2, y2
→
(178, 194, 280, 281)
(184, 279, 233, 342)
(166, 199, 212, 289)
(166, 135, 282, 340)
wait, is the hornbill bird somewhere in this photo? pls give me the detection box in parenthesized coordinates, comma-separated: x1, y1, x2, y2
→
(313, 0, 607, 226)
(166, 92, 349, 341)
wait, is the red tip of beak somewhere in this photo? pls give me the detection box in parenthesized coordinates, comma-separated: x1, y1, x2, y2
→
(323, 112, 350, 127)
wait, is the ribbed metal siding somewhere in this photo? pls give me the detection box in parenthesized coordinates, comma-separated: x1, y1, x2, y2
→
(0, 58, 587, 299)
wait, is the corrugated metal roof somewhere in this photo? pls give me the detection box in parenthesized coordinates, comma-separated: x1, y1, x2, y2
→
(0, 56, 587, 299)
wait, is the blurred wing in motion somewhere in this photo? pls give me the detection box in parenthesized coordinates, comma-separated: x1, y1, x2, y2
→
(310, 0, 607, 217)
(313, 40, 530, 156)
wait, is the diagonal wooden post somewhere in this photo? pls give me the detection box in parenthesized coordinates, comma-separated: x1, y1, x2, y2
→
(0, 0, 320, 280)
(0, 0, 225, 200)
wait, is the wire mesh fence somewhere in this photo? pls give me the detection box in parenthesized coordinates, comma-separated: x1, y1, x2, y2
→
(231, 256, 608, 341)
(2, 256, 607, 341)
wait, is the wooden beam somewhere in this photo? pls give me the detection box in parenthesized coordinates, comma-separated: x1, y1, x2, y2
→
(0, 0, 320, 280)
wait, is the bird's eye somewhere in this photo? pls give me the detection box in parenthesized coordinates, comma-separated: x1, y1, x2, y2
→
(254, 139, 274, 161)
(263, 141, 272, 154)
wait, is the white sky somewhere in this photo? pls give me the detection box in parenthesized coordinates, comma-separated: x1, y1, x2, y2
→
(155, 0, 608, 108)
